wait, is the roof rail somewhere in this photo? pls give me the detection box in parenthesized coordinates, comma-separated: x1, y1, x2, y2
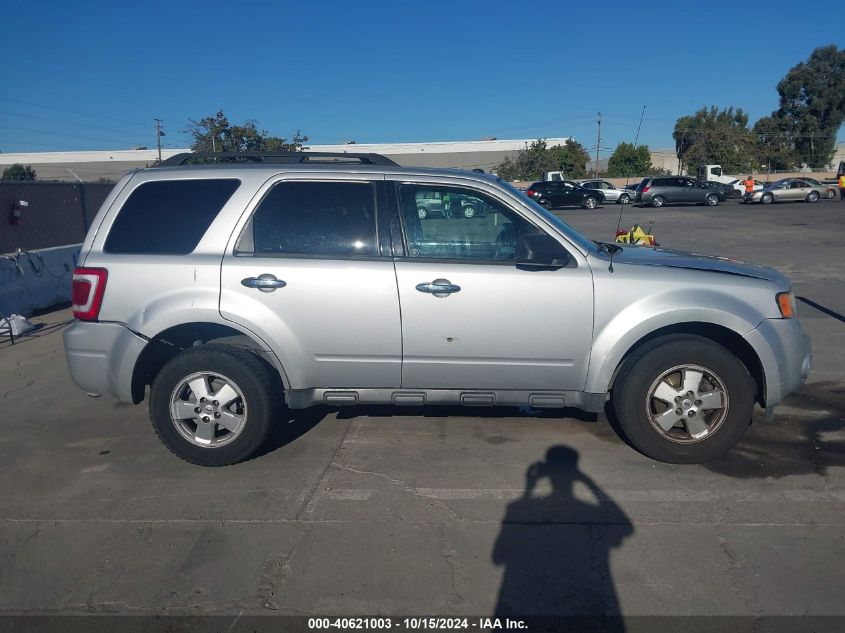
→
(159, 151, 399, 167)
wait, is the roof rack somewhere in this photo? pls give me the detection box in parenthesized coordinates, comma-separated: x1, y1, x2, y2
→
(159, 151, 399, 167)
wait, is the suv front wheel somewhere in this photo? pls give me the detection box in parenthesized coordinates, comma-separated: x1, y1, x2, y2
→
(149, 345, 282, 466)
(610, 335, 754, 463)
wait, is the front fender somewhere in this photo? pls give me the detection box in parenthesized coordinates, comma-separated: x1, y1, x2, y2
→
(584, 291, 765, 395)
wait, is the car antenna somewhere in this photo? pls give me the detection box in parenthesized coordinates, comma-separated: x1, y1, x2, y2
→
(609, 104, 646, 273)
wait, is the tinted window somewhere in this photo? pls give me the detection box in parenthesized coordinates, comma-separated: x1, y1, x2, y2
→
(398, 184, 537, 261)
(105, 179, 240, 254)
(246, 181, 378, 257)
(653, 178, 671, 187)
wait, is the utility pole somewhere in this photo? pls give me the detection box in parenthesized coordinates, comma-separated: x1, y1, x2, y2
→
(154, 119, 165, 164)
(594, 112, 602, 177)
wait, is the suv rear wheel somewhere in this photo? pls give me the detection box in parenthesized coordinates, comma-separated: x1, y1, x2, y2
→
(610, 335, 754, 463)
(149, 345, 282, 466)
(651, 195, 665, 208)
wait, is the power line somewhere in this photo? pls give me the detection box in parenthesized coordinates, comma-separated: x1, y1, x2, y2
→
(0, 123, 141, 146)
(0, 110, 148, 137)
(0, 96, 151, 129)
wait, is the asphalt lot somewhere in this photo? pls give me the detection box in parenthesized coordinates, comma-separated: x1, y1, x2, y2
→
(1, 198, 843, 626)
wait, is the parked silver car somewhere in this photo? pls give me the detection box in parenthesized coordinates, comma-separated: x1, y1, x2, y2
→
(576, 179, 633, 204)
(64, 152, 811, 466)
(745, 177, 832, 204)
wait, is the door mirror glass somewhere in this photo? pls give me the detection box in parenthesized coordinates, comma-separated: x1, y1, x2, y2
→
(515, 234, 571, 268)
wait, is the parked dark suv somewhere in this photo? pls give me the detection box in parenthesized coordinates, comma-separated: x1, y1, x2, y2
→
(525, 180, 605, 210)
(636, 176, 722, 207)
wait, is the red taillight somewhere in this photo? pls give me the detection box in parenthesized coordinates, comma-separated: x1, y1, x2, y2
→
(526, 189, 535, 197)
(642, 186, 650, 193)
(72, 267, 108, 321)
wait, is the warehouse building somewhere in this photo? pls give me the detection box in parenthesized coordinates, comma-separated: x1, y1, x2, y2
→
(0, 138, 572, 182)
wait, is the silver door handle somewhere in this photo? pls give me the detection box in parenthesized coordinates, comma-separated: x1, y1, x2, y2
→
(241, 274, 287, 292)
(416, 278, 461, 297)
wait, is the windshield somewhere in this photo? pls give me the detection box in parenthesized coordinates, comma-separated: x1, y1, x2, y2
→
(496, 178, 596, 253)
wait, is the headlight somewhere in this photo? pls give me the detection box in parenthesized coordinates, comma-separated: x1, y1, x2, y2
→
(776, 291, 796, 318)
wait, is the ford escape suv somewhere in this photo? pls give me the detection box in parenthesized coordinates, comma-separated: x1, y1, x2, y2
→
(64, 152, 811, 466)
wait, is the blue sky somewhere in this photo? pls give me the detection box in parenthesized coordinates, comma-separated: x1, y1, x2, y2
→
(1, 0, 842, 153)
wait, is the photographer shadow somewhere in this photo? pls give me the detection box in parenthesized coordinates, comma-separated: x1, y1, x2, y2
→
(492, 446, 633, 630)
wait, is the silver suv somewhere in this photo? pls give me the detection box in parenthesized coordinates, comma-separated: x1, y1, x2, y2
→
(64, 152, 811, 466)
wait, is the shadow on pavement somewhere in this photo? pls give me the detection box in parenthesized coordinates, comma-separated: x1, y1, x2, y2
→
(705, 382, 845, 478)
(491, 446, 632, 631)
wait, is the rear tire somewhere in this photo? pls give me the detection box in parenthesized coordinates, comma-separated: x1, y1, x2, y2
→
(417, 207, 427, 219)
(610, 335, 754, 464)
(705, 193, 719, 206)
(539, 199, 552, 210)
(583, 196, 598, 210)
(806, 191, 819, 203)
(651, 195, 665, 208)
(149, 345, 282, 466)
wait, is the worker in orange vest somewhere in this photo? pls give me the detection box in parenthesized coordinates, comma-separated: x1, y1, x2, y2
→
(744, 176, 755, 194)
(839, 173, 845, 201)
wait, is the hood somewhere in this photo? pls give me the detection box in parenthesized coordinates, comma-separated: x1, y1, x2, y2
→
(605, 245, 789, 286)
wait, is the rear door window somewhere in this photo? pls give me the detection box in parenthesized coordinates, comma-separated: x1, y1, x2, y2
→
(105, 179, 240, 254)
(238, 181, 379, 257)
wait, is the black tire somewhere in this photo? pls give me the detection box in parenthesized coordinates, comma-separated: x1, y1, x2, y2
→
(705, 193, 719, 206)
(651, 195, 665, 208)
(730, 189, 742, 199)
(806, 191, 819, 203)
(610, 335, 755, 464)
(539, 198, 552, 210)
(618, 194, 631, 205)
(149, 345, 283, 466)
(761, 193, 773, 204)
(582, 196, 598, 210)
(417, 207, 427, 219)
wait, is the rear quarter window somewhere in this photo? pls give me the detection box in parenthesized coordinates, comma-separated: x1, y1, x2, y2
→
(104, 179, 240, 254)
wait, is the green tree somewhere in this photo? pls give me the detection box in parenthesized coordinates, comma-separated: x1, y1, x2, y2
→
(495, 139, 590, 181)
(606, 142, 655, 177)
(1, 163, 36, 181)
(673, 106, 756, 175)
(187, 110, 308, 153)
(752, 115, 798, 171)
(768, 45, 845, 168)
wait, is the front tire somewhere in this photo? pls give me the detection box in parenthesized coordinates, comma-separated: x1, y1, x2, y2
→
(618, 193, 631, 205)
(417, 207, 427, 219)
(651, 195, 665, 208)
(806, 191, 819, 203)
(761, 193, 773, 204)
(582, 196, 598, 210)
(149, 345, 282, 466)
(705, 193, 719, 206)
(610, 335, 754, 464)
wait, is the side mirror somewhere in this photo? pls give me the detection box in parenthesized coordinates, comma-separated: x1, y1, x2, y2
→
(515, 234, 571, 268)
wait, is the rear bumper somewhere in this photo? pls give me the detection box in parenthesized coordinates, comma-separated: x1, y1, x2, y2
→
(743, 317, 812, 410)
(63, 321, 148, 402)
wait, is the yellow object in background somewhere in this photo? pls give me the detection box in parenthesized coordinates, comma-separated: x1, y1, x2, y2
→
(615, 224, 657, 246)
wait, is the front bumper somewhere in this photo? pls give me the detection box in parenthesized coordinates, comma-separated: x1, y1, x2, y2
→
(743, 317, 812, 410)
(63, 321, 148, 402)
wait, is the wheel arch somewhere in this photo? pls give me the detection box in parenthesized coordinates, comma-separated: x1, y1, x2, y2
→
(130, 321, 290, 404)
(602, 322, 766, 406)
